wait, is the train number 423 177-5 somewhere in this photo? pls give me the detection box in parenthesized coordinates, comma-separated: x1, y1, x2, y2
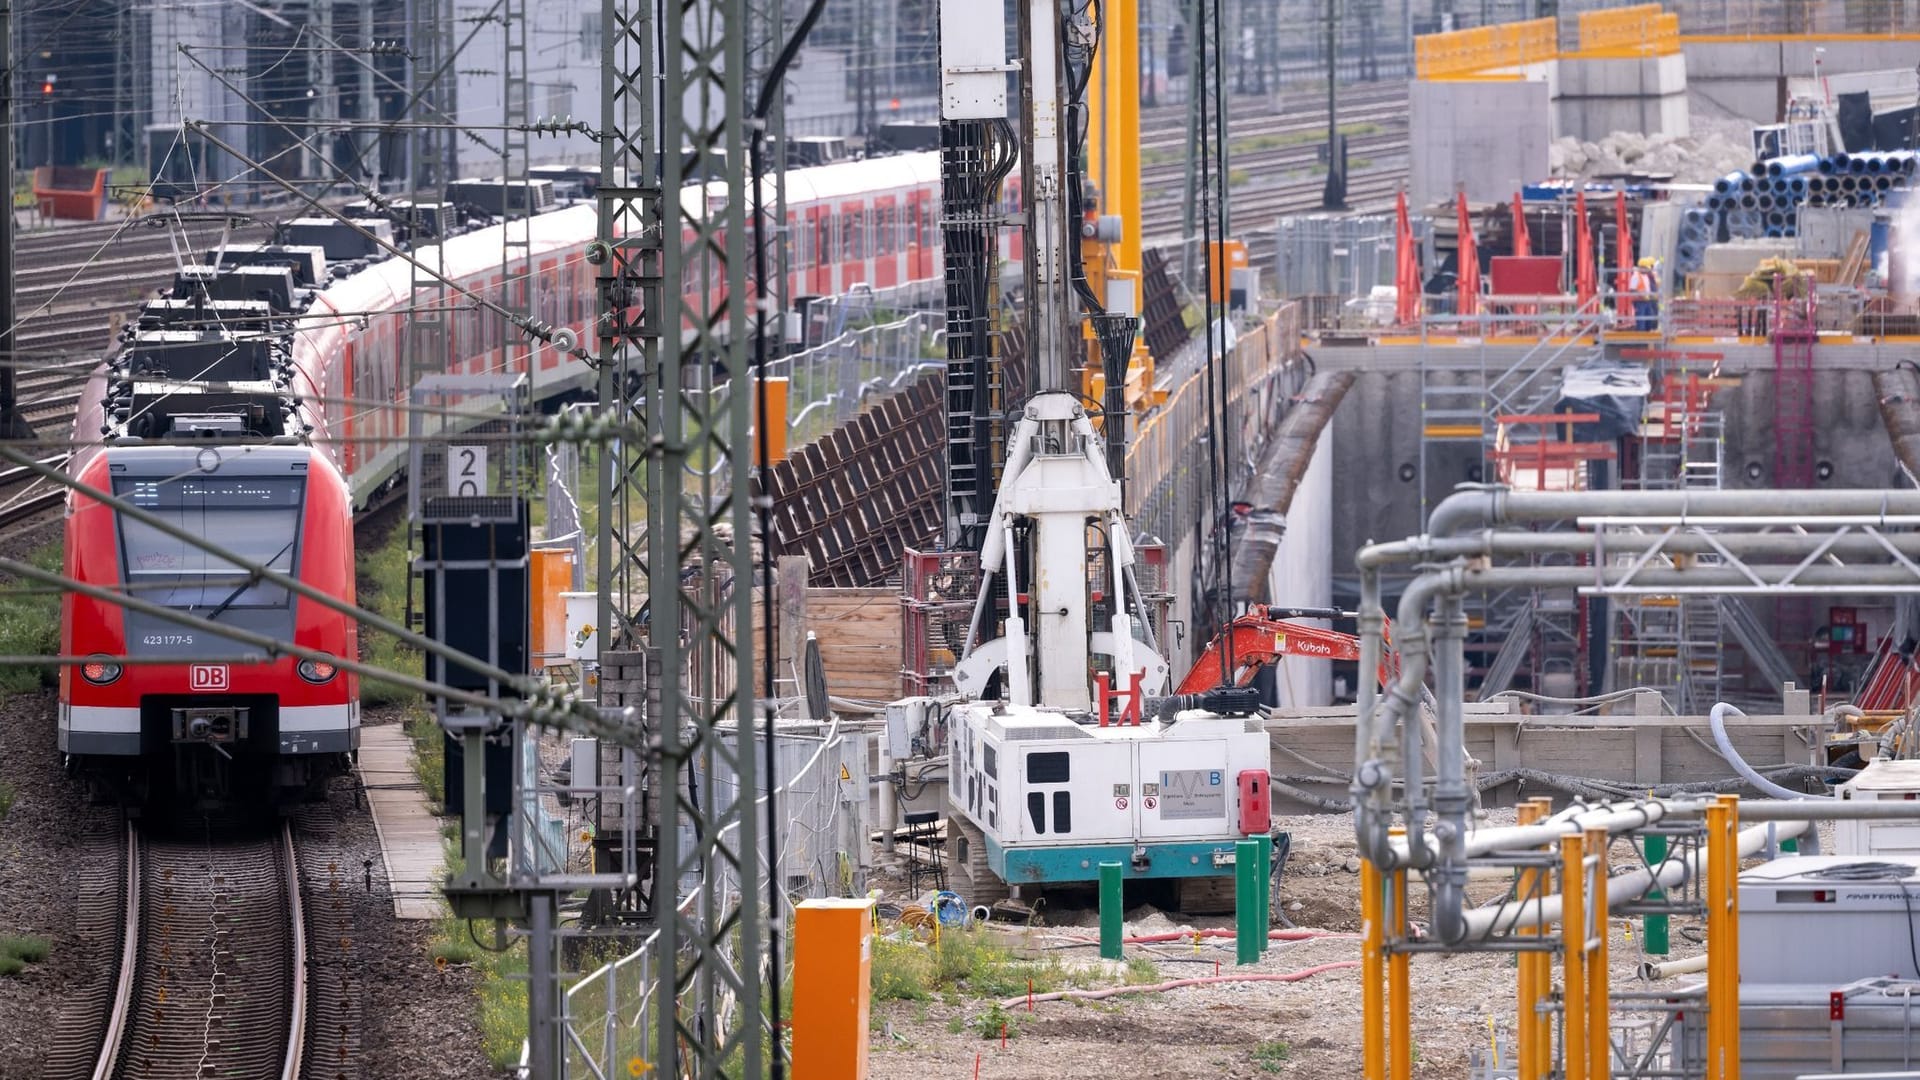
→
(143, 634, 194, 646)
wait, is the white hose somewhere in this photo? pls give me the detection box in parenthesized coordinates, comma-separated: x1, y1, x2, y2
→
(1711, 702, 1832, 801)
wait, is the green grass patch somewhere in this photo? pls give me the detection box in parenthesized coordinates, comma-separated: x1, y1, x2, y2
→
(0, 543, 64, 695)
(0, 955, 24, 978)
(1124, 954, 1160, 984)
(1252, 1039, 1291, 1072)
(973, 1000, 1017, 1040)
(428, 915, 528, 1068)
(354, 521, 420, 707)
(871, 928, 1103, 1003)
(403, 707, 446, 809)
(1229, 121, 1381, 156)
(0, 779, 14, 820)
(2, 935, 50, 964)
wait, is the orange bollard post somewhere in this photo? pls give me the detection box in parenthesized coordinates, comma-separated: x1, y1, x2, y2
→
(1515, 800, 1546, 1080)
(1705, 796, 1742, 1080)
(1585, 827, 1611, 1080)
(1361, 856, 1386, 1080)
(1560, 832, 1588, 1080)
(1388, 837, 1412, 1080)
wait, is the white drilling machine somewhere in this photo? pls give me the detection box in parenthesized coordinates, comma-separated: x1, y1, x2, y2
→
(908, 0, 1276, 912)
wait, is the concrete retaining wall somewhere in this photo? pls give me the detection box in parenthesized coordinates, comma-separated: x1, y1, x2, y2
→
(1687, 38, 1920, 124)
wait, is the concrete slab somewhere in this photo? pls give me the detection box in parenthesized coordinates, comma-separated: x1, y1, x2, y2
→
(358, 722, 447, 920)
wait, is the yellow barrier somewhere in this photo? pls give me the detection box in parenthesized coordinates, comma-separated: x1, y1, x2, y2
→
(1414, 16, 1556, 80)
(1576, 4, 1681, 55)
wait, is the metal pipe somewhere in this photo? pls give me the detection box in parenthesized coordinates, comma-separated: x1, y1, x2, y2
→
(1461, 816, 1810, 939)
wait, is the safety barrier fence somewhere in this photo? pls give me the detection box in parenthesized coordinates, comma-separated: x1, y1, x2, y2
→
(1561, 0, 1920, 37)
(1575, 3, 1682, 54)
(1126, 303, 1306, 548)
(1414, 17, 1557, 79)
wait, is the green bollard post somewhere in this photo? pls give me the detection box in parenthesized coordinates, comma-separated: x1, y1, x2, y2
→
(1236, 839, 1261, 965)
(1099, 861, 1123, 960)
(1643, 833, 1669, 956)
(1257, 834, 1272, 953)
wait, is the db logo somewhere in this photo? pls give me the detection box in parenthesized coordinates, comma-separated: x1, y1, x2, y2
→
(190, 665, 229, 692)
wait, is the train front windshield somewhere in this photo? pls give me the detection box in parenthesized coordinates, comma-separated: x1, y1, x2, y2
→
(114, 476, 305, 611)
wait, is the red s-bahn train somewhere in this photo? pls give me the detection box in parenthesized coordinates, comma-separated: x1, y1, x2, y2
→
(61, 150, 976, 804)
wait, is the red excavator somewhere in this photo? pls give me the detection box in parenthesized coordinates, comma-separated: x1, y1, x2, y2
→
(1176, 606, 1394, 695)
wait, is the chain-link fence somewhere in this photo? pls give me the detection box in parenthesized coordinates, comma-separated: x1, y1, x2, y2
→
(759, 311, 943, 452)
(554, 719, 867, 1079)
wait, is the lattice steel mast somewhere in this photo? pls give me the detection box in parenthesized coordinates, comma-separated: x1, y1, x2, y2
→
(594, 0, 763, 1074)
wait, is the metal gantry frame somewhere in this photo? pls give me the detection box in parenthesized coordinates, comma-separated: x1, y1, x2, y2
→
(594, 0, 764, 1075)
(1350, 486, 1920, 1079)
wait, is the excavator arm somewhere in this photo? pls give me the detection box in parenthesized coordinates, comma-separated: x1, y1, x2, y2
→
(1176, 606, 1395, 695)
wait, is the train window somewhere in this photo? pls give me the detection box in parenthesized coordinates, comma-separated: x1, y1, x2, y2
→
(1027, 791, 1046, 834)
(114, 476, 305, 611)
(792, 214, 809, 266)
(1052, 791, 1072, 833)
(841, 212, 857, 262)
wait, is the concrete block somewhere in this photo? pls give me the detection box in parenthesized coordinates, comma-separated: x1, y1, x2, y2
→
(1410, 78, 1552, 207)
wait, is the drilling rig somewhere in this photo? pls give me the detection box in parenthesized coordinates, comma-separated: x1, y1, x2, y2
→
(929, 0, 1275, 911)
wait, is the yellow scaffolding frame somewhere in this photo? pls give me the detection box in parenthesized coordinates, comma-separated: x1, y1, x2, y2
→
(1361, 796, 1746, 1079)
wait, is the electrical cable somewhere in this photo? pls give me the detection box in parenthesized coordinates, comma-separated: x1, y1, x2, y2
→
(750, 2, 833, 1072)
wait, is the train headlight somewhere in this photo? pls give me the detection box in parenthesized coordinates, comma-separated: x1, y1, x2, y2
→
(81, 657, 123, 685)
(297, 658, 339, 684)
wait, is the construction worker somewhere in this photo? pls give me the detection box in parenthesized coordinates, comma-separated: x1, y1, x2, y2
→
(1628, 256, 1660, 331)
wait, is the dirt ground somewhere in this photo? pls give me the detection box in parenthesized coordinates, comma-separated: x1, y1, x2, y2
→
(865, 809, 1757, 1080)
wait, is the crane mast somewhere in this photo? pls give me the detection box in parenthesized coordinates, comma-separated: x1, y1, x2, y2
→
(943, 0, 1166, 712)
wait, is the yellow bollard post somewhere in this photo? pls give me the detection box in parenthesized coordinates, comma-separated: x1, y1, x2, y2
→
(1388, 837, 1412, 1080)
(1361, 856, 1386, 1080)
(1560, 832, 1588, 1080)
(1585, 827, 1610, 1080)
(1705, 796, 1742, 1080)
(792, 897, 876, 1080)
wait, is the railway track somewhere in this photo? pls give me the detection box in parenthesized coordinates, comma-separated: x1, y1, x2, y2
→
(65, 820, 310, 1080)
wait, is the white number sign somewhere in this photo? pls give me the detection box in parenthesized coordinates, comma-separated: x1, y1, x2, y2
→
(450, 445, 488, 496)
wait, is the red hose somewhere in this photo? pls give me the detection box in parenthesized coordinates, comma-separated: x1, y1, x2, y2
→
(1120, 928, 1356, 944)
(1000, 960, 1361, 1009)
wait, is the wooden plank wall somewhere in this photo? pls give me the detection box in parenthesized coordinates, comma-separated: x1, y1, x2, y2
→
(769, 557, 903, 703)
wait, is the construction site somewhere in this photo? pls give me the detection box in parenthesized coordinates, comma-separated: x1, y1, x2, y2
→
(8, 0, 1920, 1078)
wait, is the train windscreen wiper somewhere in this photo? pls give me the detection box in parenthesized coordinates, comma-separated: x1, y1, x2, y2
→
(200, 538, 296, 624)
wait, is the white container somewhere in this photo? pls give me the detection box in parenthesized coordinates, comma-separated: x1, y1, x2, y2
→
(562, 591, 611, 662)
(1738, 855, 1920, 984)
(1837, 759, 1920, 857)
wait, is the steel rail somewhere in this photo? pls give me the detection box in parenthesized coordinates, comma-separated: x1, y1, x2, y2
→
(279, 823, 307, 1080)
(88, 823, 140, 1080)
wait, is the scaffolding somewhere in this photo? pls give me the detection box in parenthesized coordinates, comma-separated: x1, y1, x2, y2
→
(1613, 368, 1731, 711)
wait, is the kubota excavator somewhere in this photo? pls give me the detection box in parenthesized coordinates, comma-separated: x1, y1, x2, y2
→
(1176, 606, 1395, 695)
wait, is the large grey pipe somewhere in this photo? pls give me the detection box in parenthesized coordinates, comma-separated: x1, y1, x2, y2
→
(1430, 591, 1471, 940)
(1710, 702, 1833, 801)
